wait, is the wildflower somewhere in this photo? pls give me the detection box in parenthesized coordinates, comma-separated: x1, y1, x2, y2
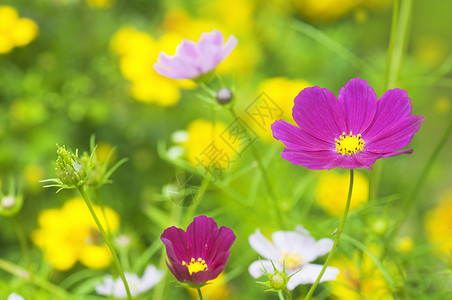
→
(248, 226, 339, 290)
(0, 180, 23, 217)
(153, 29, 238, 80)
(425, 190, 452, 256)
(0, 6, 38, 54)
(396, 236, 413, 253)
(315, 170, 368, 216)
(160, 215, 236, 287)
(271, 78, 425, 170)
(216, 87, 234, 105)
(31, 198, 119, 270)
(182, 119, 237, 170)
(7, 293, 24, 300)
(329, 246, 399, 300)
(95, 265, 163, 298)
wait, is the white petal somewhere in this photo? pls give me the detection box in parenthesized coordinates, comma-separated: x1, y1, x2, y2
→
(139, 265, 164, 292)
(295, 225, 311, 236)
(249, 229, 280, 260)
(248, 260, 279, 278)
(7, 293, 24, 300)
(272, 230, 317, 255)
(286, 264, 340, 290)
(95, 276, 115, 296)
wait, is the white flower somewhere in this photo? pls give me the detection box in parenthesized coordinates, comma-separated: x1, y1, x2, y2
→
(95, 265, 163, 298)
(248, 225, 339, 290)
(7, 293, 24, 300)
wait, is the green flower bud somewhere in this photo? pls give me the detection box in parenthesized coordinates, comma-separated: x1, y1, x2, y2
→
(269, 273, 285, 290)
(55, 145, 88, 187)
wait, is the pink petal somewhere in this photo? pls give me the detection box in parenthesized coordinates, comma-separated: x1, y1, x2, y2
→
(271, 120, 334, 151)
(338, 78, 377, 134)
(292, 86, 346, 142)
(281, 149, 345, 170)
(220, 34, 238, 60)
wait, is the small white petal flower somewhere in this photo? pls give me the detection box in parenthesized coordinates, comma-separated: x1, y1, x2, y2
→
(95, 265, 164, 298)
(7, 293, 24, 300)
(248, 225, 339, 290)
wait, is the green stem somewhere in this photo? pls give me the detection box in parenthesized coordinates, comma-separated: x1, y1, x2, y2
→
(278, 290, 285, 300)
(283, 288, 293, 300)
(0, 258, 70, 298)
(77, 186, 132, 300)
(197, 287, 204, 300)
(229, 107, 286, 229)
(12, 216, 30, 266)
(182, 172, 211, 227)
(94, 189, 112, 236)
(305, 170, 354, 300)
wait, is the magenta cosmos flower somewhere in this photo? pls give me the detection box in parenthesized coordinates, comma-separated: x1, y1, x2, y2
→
(153, 29, 238, 80)
(160, 215, 236, 286)
(271, 78, 425, 170)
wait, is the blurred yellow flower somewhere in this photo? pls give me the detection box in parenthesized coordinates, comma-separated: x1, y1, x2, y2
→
(31, 198, 119, 271)
(329, 247, 395, 300)
(252, 77, 311, 141)
(434, 97, 450, 114)
(182, 119, 237, 170)
(111, 26, 194, 106)
(23, 164, 45, 193)
(425, 191, 452, 256)
(86, 0, 115, 9)
(0, 6, 38, 54)
(315, 170, 368, 216)
(187, 272, 230, 299)
(294, 0, 360, 22)
(396, 236, 414, 253)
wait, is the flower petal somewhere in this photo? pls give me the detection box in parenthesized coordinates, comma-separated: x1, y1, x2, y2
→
(272, 120, 334, 151)
(186, 215, 219, 259)
(286, 264, 339, 290)
(220, 34, 238, 60)
(161, 226, 191, 263)
(139, 265, 164, 292)
(248, 259, 276, 278)
(365, 115, 425, 153)
(280, 148, 345, 170)
(249, 229, 280, 261)
(338, 78, 377, 134)
(205, 226, 236, 265)
(292, 86, 346, 142)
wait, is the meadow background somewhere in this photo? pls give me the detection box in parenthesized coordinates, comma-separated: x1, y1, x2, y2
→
(0, 0, 451, 299)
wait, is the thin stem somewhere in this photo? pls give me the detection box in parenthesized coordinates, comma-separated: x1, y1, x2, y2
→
(12, 216, 30, 266)
(278, 291, 285, 300)
(77, 186, 132, 300)
(197, 287, 204, 300)
(94, 189, 112, 236)
(283, 288, 293, 300)
(0, 258, 70, 298)
(305, 170, 354, 300)
(229, 107, 286, 229)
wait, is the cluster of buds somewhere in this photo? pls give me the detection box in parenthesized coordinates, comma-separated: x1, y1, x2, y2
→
(42, 138, 126, 192)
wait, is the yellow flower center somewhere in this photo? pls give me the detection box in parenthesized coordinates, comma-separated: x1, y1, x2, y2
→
(182, 257, 208, 275)
(335, 131, 365, 155)
(280, 252, 306, 270)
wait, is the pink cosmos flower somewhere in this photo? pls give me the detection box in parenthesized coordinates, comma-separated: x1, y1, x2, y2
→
(153, 29, 238, 80)
(271, 78, 425, 170)
(160, 215, 236, 286)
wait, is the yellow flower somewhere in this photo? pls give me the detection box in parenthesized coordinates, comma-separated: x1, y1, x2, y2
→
(0, 6, 38, 54)
(110, 26, 193, 106)
(434, 97, 451, 114)
(187, 273, 230, 299)
(294, 0, 361, 22)
(329, 247, 396, 300)
(396, 236, 414, 253)
(31, 198, 119, 270)
(425, 191, 452, 256)
(86, 0, 115, 9)
(182, 119, 237, 170)
(315, 170, 368, 216)
(252, 77, 311, 142)
(23, 164, 45, 193)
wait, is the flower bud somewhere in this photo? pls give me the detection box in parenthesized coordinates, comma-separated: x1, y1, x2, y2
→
(216, 87, 233, 105)
(269, 273, 285, 290)
(0, 195, 23, 217)
(55, 145, 87, 187)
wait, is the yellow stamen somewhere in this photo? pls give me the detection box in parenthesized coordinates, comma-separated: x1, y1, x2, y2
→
(335, 131, 365, 155)
(182, 257, 208, 275)
(280, 252, 306, 270)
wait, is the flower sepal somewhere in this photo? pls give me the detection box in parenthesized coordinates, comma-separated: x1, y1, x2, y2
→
(257, 259, 300, 293)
